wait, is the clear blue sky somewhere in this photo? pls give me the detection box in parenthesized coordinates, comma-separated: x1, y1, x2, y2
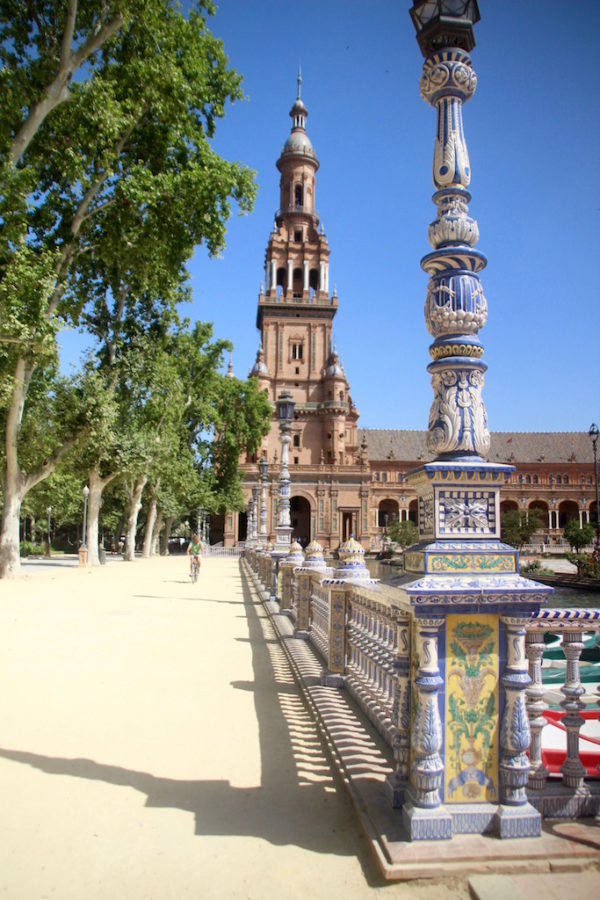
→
(64, 1, 600, 433)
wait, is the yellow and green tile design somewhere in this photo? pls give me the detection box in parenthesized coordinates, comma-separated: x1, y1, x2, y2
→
(429, 554, 516, 574)
(444, 615, 499, 803)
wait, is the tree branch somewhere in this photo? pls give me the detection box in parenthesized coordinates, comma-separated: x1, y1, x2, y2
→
(58, 0, 79, 80)
(22, 426, 90, 495)
(8, 12, 125, 167)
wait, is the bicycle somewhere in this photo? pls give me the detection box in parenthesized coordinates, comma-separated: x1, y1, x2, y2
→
(190, 555, 200, 583)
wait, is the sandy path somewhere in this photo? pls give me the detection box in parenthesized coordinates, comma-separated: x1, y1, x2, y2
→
(0, 556, 466, 899)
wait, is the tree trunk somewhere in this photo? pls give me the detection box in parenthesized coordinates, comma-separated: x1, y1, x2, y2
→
(123, 475, 147, 561)
(0, 482, 24, 578)
(152, 510, 164, 556)
(142, 480, 160, 558)
(86, 468, 119, 566)
(160, 516, 175, 555)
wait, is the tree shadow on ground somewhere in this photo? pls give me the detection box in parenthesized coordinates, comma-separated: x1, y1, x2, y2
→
(0, 568, 381, 883)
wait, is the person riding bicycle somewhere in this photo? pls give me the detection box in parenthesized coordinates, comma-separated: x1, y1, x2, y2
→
(187, 533, 203, 575)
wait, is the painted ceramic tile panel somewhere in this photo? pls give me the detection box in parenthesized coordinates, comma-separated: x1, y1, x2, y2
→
(445, 614, 499, 803)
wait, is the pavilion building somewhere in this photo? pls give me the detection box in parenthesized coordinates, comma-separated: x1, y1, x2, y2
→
(220, 81, 596, 549)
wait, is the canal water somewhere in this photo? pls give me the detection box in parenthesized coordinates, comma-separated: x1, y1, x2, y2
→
(363, 559, 599, 609)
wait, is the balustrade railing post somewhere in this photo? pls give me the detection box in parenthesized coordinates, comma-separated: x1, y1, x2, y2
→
(293, 540, 329, 639)
(559, 629, 586, 789)
(320, 537, 377, 688)
(525, 628, 550, 792)
(279, 540, 304, 614)
(497, 616, 541, 837)
(403, 616, 452, 839)
(386, 613, 412, 808)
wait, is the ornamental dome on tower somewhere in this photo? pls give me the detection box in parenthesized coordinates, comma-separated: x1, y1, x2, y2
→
(278, 69, 317, 163)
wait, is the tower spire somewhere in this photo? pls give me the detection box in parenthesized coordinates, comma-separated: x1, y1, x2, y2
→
(297, 65, 302, 100)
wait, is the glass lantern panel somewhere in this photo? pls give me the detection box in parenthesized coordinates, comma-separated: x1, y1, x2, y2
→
(413, 1, 440, 29)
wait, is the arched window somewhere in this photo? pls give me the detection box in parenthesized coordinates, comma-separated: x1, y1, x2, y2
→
(293, 434, 300, 448)
(533, 475, 538, 484)
(295, 184, 303, 207)
(564, 474, 569, 485)
(382, 472, 387, 483)
(525, 475, 531, 484)
(556, 475, 562, 485)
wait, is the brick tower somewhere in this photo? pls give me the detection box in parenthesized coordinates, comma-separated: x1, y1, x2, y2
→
(226, 74, 369, 548)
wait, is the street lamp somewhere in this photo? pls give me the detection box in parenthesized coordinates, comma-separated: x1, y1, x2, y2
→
(258, 454, 269, 548)
(81, 485, 90, 549)
(275, 390, 295, 542)
(410, 1, 479, 56)
(251, 484, 259, 546)
(270, 391, 295, 601)
(589, 423, 600, 558)
(46, 506, 52, 558)
(405, 0, 544, 841)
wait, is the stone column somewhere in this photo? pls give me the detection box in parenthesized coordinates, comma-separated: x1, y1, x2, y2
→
(294, 540, 330, 639)
(403, 616, 452, 839)
(496, 616, 541, 837)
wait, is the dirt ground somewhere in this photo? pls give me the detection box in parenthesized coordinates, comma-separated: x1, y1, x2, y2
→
(0, 556, 470, 899)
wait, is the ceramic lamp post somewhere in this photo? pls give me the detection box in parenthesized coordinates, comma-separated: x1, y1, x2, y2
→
(271, 391, 295, 601)
(402, 0, 550, 841)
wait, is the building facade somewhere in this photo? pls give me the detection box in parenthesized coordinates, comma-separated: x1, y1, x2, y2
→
(221, 83, 596, 550)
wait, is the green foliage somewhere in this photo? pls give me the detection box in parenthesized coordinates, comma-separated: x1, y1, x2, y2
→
(500, 508, 544, 550)
(563, 519, 595, 552)
(0, 2, 257, 573)
(565, 551, 600, 579)
(386, 518, 418, 548)
(19, 541, 45, 557)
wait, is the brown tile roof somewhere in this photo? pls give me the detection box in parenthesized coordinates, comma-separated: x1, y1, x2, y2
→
(358, 429, 593, 465)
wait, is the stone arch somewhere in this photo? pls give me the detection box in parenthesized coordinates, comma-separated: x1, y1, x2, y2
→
(292, 267, 303, 295)
(290, 492, 312, 546)
(528, 499, 548, 530)
(408, 498, 418, 524)
(500, 500, 518, 515)
(378, 498, 399, 528)
(558, 499, 579, 529)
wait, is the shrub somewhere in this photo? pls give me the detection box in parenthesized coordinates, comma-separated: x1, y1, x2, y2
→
(20, 541, 46, 557)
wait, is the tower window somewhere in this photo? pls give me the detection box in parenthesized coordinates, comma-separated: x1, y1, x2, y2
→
(295, 185, 303, 207)
(294, 456, 299, 465)
(294, 230, 302, 242)
(291, 343, 303, 360)
(293, 435, 300, 448)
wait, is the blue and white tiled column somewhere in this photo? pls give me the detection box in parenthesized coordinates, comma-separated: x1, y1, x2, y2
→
(400, 15, 551, 839)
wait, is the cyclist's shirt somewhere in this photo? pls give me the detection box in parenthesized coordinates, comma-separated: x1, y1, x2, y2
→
(189, 540, 203, 556)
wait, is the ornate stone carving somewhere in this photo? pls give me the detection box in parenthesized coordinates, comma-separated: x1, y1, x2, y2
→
(426, 368, 490, 457)
(425, 273, 487, 337)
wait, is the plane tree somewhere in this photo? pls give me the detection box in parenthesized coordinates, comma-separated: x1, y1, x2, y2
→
(0, 1, 256, 576)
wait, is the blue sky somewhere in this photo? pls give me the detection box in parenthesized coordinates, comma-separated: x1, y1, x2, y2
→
(63, 1, 600, 433)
